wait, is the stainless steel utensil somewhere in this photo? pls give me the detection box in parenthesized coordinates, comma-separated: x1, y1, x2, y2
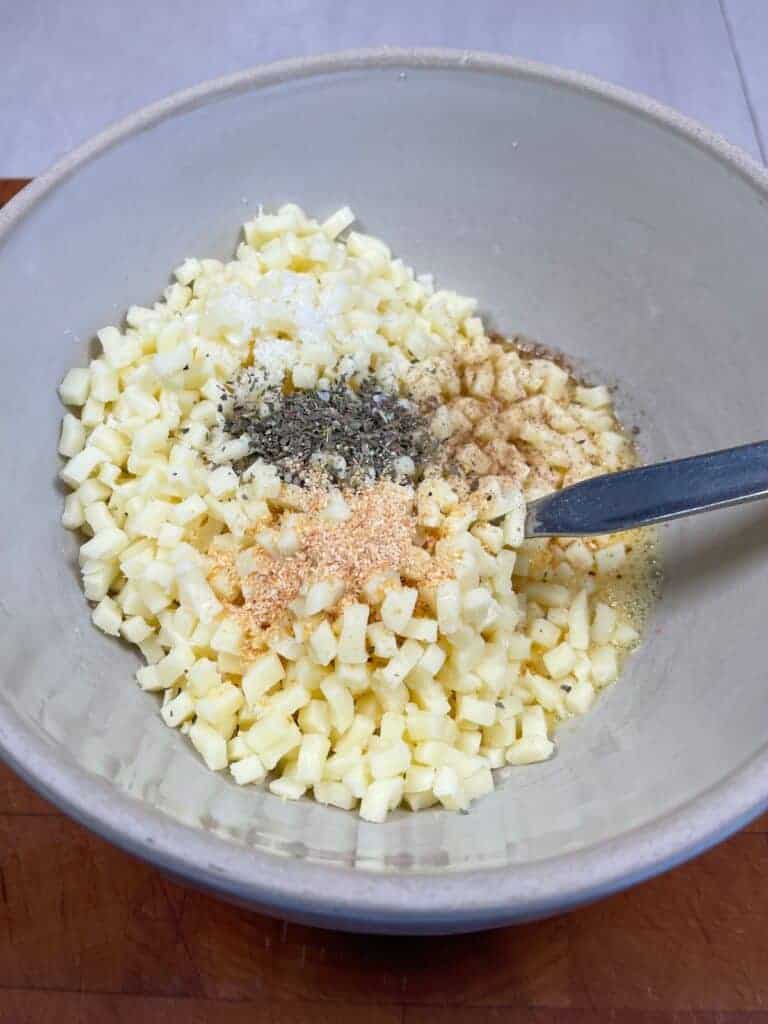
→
(524, 441, 768, 538)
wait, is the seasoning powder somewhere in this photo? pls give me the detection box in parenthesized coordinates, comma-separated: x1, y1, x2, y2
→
(211, 481, 448, 642)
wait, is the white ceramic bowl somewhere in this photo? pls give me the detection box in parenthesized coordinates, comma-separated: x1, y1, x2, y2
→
(2, 50, 768, 934)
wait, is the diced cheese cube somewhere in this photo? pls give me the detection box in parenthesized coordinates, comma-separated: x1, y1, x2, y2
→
(483, 718, 518, 748)
(187, 658, 222, 698)
(525, 582, 570, 608)
(405, 711, 457, 743)
(138, 635, 165, 665)
(84, 501, 115, 533)
(405, 791, 439, 811)
(369, 739, 411, 780)
(81, 559, 118, 602)
(402, 617, 438, 643)
(322, 206, 355, 239)
(293, 363, 318, 390)
(231, 754, 267, 785)
(80, 527, 129, 561)
(136, 665, 163, 691)
(521, 706, 548, 738)
(269, 777, 307, 801)
(575, 384, 611, 408)
(481, 747, 506, 769)
(320, 677, 354, 734)
(196, 683, 244, 728)
(506, 634, 532, 660)
(296, 734, 332, 784)
(161, 691, 195, 728)
(591, 645, 619, 686)
(334, 714, 375, 756)
(89, 425, 128, 464)
(503, 507, 526, 548)
(313, 780, 356, 810)
(568, 588, 590, 650)
(433, 765, 461, 803)
(177, 567, 222, 624)
(419, 643, 446, 677)
(379, 711, 405, 743)
(59, 414, 86, 457)
(304, 578, 345, 616)
(526, 673, 566, 714)
(298, 700, 332, 736)
(91, 596, 122, 636)
(90, 360, 119, 402)
(136, 580, 171, 615)
(359, 778, 403, 822)
(381, 587, 418, 634)
(98, 325, 141, 369)
(404, 765, 435, 794)
(120, 615, 153, 644)
(308, 619, 338, 666)
(190, 721, 228, 770)
(436, 580, 461, 635)
(565, 680, 595, 715)
(530, 617, 560, 649)
(242, 652, 285, 704)
(81, 398, 105, 427)
(268, 684, 311, 717)
(457, 695, 496, 727)
(208, 465, 238, 498)
(210, 618, 243, 655)
(543, 642, 577, 680)
(61, 493, 84, 530)
(155, 645, 195, 687)
(59, 367, 91, 406)
(337, 603, 369, 664)
(227, 735, 250, 761)
(379, 639, 423, 687)
(341, 763, 370, 799)
(60, 446, 108, 487)
(367, 622, 399, 659)
(173, 495, 207, 525)
(506, 735, 554, 766)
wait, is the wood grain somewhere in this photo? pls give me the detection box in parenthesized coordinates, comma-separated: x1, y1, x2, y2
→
(2, 174, 767, 1022)
(0, 180, 29, 206)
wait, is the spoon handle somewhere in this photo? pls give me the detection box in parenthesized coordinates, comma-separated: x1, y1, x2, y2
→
(525, 440, 768, 538)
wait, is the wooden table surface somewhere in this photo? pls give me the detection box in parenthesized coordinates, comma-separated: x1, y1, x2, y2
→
(2, 177, 768, 1023)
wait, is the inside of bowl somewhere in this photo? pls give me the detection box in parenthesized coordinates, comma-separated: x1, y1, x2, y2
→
(2, 58, 768, 875)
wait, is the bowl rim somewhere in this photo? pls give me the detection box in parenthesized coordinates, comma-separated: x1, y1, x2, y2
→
(3, 47, 768, 932)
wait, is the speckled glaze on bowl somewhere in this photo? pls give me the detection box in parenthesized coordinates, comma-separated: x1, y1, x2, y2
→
(2, 50, 768, 934)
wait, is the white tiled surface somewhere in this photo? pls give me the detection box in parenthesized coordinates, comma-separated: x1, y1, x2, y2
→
(721, 0, 768, 163)
(2, 0, 767, 175)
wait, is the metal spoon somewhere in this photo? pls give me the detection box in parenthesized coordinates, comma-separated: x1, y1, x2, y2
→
(521, 440, 768, 538)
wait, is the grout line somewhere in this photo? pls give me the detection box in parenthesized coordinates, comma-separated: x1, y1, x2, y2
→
(0, 811, 61, 817)
(1, 987, 768, 1018)
(0, 987, 411, 1009)
(718, 0, 768, 165)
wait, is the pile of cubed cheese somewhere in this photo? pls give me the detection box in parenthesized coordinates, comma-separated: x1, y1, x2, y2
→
(57, 204, 642, 822)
